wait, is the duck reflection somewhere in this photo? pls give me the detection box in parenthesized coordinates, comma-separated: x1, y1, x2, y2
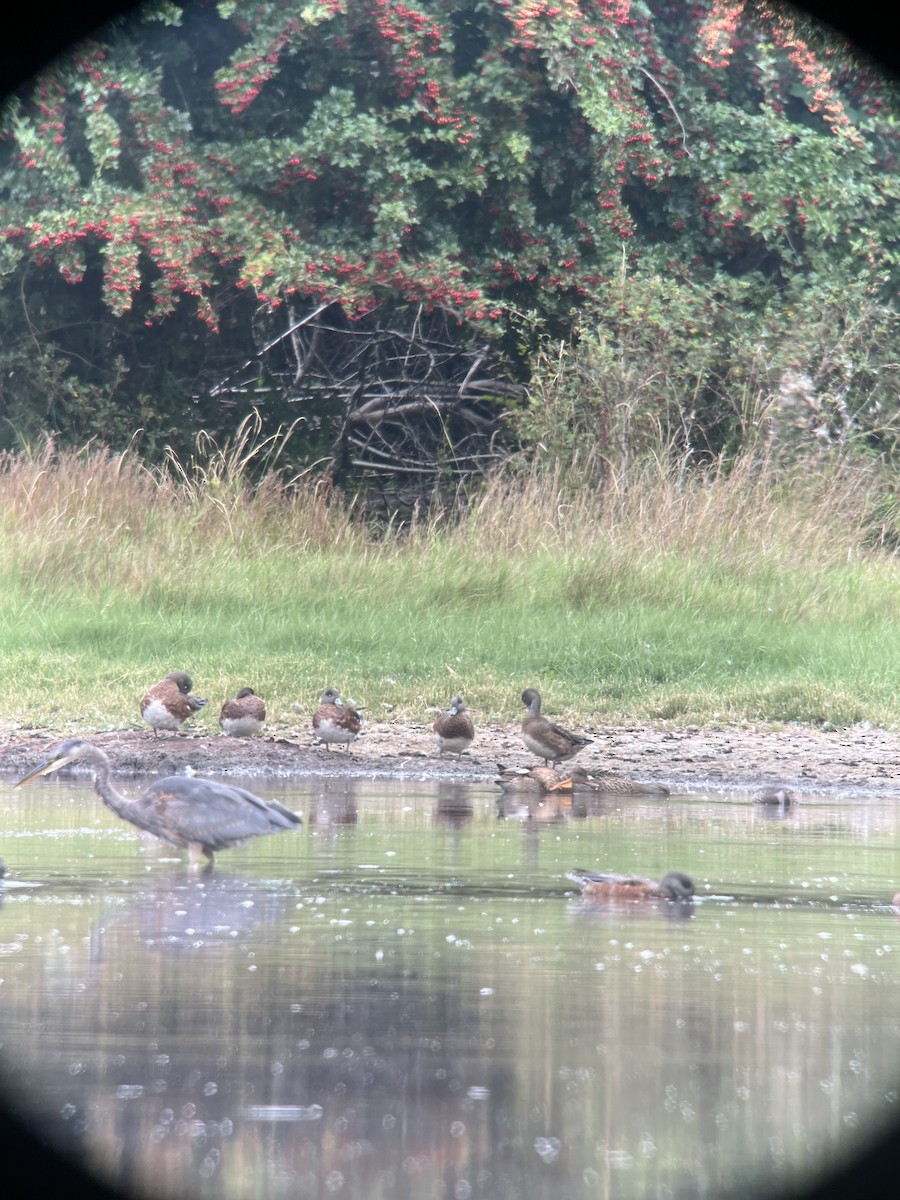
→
(434, 783, 474, 829)
(307, 783, 358, 830)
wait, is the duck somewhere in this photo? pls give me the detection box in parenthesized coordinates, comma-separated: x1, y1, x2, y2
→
(219, 687, 266, 737)
(588, 770, 670, 796)
(433, 695, 475, 757)
(754, 787, 794, 808)
(140, 671, 207, 737)
(520, 687, 591, 765)
(566, 867, 695, 901)
(312, 686, 363, 751)
(496, 764, 599, 793)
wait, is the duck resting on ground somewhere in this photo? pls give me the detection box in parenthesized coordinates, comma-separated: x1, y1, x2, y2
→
(140, 671, 207, 737)
(219, 686, 266, 738)
(585, 769, 670, 796)
(15, 738, 302, 870)
(496, 764, 599, 793)
(566, 868, 695, 901)
(433, 695, 475, 757)
(312, 686, 363, 751)
(520, 687, 592, 766)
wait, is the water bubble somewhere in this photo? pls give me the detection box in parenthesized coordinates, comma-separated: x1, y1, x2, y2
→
(534, 1136, 561, 1163)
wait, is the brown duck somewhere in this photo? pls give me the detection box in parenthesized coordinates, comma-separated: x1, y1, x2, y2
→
(520, 687, 591, 765)
(312, 686, 363, 751)
(219, 687, 266, 737)
(433, 695, 475, 756)
(587, 770, 670, 796)
(496, 765, 599, 793)
(140, 671, 207, 737)
(566, 868, 695, 901)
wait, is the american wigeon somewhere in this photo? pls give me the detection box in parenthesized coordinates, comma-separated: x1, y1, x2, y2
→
(140, 671, 207, 737)
(219, 687, 266, 737)
(587, 770, 670, 796)
(433, 695, 475, 756)
(566, 867, 695, 901)
(312, 686, 363, 751)
(754, 787, 794, 808)
(496, 764, 598, 793)
(520, 687, 591, 765)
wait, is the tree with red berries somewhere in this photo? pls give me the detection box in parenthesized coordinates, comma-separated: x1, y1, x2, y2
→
(0, 0, 897, 469)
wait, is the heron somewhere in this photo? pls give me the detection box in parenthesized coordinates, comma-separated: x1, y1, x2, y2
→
(432, 695, 475, 757)
(520, 687, 591, 765)
(312, 687, 363, 751)
(15, 738, 302, 869)
(141, 671, 207, 737)
(566, 868, 695, 901)
(219, 686, 266, 737)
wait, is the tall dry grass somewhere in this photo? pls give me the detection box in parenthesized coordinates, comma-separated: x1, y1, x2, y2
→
(2, 419, 900, 731)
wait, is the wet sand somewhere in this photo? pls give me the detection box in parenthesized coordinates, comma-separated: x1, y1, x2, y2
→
(2, 717, 900, 795)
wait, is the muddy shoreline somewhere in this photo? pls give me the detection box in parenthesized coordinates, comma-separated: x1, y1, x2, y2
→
(2, 717, 900, 795)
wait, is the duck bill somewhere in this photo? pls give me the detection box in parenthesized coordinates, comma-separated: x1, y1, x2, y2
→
(14, 754, 76, 787)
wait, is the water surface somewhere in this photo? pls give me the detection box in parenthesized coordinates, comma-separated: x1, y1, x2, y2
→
(0, 774, 898, 1200)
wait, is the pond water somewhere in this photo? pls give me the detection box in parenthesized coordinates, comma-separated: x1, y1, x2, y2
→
(0, 773, 898, 1200)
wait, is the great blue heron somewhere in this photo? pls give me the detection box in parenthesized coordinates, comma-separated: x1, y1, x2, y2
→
(520, 687, 592, 765)
(219, 687, 266, 737)
(312, 687, 362, 751)
(566, 868, 695, 901)
(140, 671, 207, 736)
(432, 695, 475, 757)
(15, 739, 302, 868)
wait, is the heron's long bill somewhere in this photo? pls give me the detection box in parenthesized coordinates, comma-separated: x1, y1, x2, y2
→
(14, 754, 77, 787)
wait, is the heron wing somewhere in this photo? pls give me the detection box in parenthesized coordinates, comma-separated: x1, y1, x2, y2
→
(140, 777, 301, 849)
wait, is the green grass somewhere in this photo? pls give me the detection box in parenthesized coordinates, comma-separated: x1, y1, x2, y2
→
(2, 427, 900, 735)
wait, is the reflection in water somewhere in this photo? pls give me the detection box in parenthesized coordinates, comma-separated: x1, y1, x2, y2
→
(0, 775, 899, 1200)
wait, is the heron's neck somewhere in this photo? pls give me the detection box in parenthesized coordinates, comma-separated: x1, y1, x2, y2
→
(92, 761, 135, 821)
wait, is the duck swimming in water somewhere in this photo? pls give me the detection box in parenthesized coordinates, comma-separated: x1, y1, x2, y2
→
(566, 868, 695, 901)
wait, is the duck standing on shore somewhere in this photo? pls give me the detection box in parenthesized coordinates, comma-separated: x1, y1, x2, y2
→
(140, 671, 207, 737)
(312, 687, 363, 751)
(219, 687, 266, 737)
(433, 695, 475, 757)
(520, 687, 592, 766)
